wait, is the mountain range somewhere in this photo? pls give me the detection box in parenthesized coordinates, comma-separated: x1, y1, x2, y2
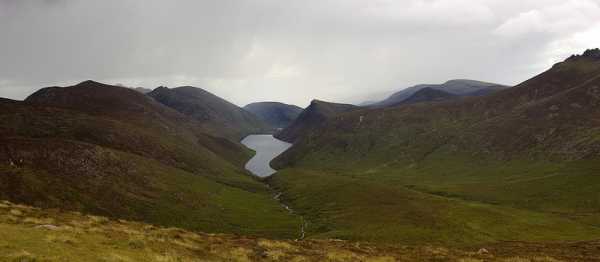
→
(368, 79, 508, 107)
(2, 49, 600, 260)
(243, 102, 303, 129)
(0, 80, 300, 238)
(274, 100, 359, 143)
(270, 48, 600, 245)
(148, 86, 270, 140)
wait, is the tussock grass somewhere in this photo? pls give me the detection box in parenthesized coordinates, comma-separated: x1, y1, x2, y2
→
(0, 200, 595, 261)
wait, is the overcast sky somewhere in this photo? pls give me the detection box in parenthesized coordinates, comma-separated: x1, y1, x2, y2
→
(1, 0, 599, 106)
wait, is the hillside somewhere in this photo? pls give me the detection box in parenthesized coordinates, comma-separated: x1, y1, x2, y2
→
(370, 79, 508, 107)
(394, 87, 458, 106)
(148, 86, 269, 141)
(1, 81, 300, 238)
(275, 100, 359, 143)
(244, 102, 303, 129)
(132, 87, 152, 94)
(269, 49, 600, 245)
(2, 200, 599, 262)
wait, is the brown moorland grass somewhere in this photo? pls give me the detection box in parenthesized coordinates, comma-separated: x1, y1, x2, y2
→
(1, 200, 599, 261)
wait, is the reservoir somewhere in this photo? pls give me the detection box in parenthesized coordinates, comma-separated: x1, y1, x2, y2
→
(241, 134, 292, 177)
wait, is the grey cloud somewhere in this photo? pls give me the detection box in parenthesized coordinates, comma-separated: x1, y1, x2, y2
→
(1, 0, 598, 106)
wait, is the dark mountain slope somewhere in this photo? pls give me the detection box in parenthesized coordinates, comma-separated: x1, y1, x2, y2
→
(370, 79, 508, 107)
(268, 49, 600, 244)
(148, 86, 269, 141)
(243, 102, 303, 129)
(0, 82, 300, 237)
(393, 87, 458, 106)
(24, 81, 248, 168)
(275, 100, 359, 143)
(27, 80, 169, 117)
(278, 49, 600, 166)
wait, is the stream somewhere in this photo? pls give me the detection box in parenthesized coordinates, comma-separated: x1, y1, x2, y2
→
(241, 134, 305, 240)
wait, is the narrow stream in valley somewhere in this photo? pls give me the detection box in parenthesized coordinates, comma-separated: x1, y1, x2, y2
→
(240, 134, 305, 240)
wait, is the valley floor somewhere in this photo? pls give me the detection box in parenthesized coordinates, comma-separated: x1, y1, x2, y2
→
(1, 200, 599, 262)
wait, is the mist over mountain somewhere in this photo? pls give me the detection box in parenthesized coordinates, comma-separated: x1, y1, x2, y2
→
(1, 1, 600, 258)
(396, 87, 458, 106)
(367, 79, 508, 107)
(132, 87, 152, 94)
(244, 102, 303, 129)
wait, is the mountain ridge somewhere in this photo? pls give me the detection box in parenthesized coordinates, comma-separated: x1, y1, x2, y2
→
(147, 85, 270, 141)
(1, 81, 300, 238)
(368, 79, 508, 107)
(275, 99, 359, 143)
(267, 49, 600, 245)
(244, 101, 303, 129)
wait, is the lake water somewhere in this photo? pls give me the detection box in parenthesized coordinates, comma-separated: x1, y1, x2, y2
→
(241, 134, 292, 177)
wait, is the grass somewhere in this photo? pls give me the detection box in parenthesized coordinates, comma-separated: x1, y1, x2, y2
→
(0, 140, 301, 239)
(1, 200, 597, 261)
(268, 166, 600, 246)
(0, 98, 302, 239)
(268, 58, 600, 246)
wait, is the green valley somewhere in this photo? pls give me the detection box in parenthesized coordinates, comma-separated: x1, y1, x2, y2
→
(268, 49, 600, 246)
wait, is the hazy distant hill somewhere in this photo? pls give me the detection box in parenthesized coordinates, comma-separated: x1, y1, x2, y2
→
(148, 86, 270, 141)
(275, 99, 359, 143)
(244, 102, 303, 129)
(393, 87, 458, 106)
(369, 79, 508, 107)
(132, 87, 152, 94)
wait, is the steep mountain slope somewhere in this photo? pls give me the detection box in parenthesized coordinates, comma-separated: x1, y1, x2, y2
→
(370, 79, 508, 107)
(148, 86, 269, 140)
(274, 100, 359, 143)
(0, 81, 300, 237)
(23, 81, 248, 168)
(269, 49, 600, 244)
(278, 49, 600, 169)
(243, 102, 303, 129)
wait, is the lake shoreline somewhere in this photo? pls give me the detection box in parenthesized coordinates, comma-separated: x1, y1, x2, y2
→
(240, 134, 292, 178)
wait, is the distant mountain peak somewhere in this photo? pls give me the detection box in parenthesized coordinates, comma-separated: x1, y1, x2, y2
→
(147, 85, 269, 140)
(153, 86, 170, 92)
(370, 79, 508, 107)
(398, 87, 457, 106)
(443, 79, 502, 87)
(310, 99, 328, 105)
(25, 80, 164, 116)
(583, 48, 600, 58)
(75, 80, 104, 86)
(566, 48, 600, 61)
(275, 100, 358, 143)
(243, 102, 303, 129)
(132, 87, 152, 94)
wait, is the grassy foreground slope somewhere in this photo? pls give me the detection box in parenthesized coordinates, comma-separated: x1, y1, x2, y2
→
(0, 81, 300, 238)
(2, 200, 599, 262)
(270, 49, 600, 245)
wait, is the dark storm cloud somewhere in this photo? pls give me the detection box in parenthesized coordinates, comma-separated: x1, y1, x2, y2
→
(1, 0, 599, 106)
